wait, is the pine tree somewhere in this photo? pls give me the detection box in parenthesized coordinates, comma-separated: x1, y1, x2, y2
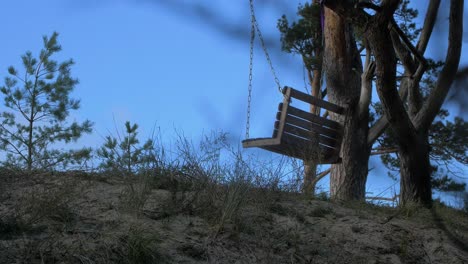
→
(280, 0, 466, 203)
(0, 32, 93, 171)
(372, 7, 467, 194)
(97, 121, 156, 175)
(322, 0, 464, 205)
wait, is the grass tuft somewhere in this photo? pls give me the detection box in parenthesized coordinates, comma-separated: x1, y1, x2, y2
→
(117, 225, 169, 264)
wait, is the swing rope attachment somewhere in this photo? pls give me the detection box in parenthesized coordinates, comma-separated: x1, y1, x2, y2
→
(246, 0, 282, 139)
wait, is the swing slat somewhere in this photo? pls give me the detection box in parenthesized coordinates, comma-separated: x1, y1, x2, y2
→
(281, 104, 342, 130)
(277, 123, 339, 148)
(280, 132, 337, 161)
(284, 86, 345, 114)
(281, 114, 340, 139)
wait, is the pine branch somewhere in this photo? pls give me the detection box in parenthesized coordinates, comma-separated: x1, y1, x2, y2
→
(2, 139, 29, 163)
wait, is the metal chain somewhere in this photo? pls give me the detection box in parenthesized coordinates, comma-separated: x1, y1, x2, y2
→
(245, 0, 256, 139)
(246, 0, 283, 139)
(250, 0, 282, 93)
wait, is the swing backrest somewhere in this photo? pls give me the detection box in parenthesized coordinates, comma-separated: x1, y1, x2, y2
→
(274, 87, 345, 161)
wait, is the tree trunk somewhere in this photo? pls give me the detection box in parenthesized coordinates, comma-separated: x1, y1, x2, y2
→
(399, 131, 432, 205)
(27, 118, 33, 172)
(323, 8, 370, 201)
(365, 0, 435, 206)
(304, 162, 317, 195)
(321, 0, 462, 207)
(304, 68, 322, 195)
(304, 0, 323, 196)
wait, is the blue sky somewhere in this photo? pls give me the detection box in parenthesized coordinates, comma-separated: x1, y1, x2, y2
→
(0, 1, 466, 201)
(0, 0, 308, 152)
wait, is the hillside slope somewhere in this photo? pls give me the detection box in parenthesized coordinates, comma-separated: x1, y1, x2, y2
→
(0, 172, 467, 264)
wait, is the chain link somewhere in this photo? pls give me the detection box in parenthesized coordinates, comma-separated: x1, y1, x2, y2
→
(246, 0, 256, 139)
(246, 0, 282, 139)
(250, 1, 282, 93)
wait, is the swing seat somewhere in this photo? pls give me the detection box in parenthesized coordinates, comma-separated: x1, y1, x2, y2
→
(242, 87, 345, 164)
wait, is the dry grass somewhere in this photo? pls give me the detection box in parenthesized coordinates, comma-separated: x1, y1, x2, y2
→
(0, 133, 467, 263)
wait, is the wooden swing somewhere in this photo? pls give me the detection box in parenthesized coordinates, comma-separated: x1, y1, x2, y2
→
(242, 86, 345, 164)
(243, 0, 344, 164)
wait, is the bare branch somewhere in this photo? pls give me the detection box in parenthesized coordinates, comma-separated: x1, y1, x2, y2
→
(390, 30, 416, 74)
(413, 0, 464, 131)
(366, 195, 398, 202)
(310, 168, 331, 187)
(359, 48, 375, 117)
(388, 19, 428, 68)
(367, 0, 441, 145)
(416, 0, 442, 53)
(371, 148, 398, 155)
(368, 0, 419, 149)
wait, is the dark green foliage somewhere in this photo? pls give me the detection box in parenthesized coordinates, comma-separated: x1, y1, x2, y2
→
(97, 121, 157, 174)
(394, 0, 420, 42)
(420, 59, 445, 95)
(351, 0, 419, 50)
(277, 3, 322, 71)
(430, 114, 468, 165)
(432, 175, 466, 192)
(0, 32, 93, 171)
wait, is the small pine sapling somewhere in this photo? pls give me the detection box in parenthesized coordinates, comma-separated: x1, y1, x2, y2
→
(97, 121, 157, 175)
(0, 32, 93, 172)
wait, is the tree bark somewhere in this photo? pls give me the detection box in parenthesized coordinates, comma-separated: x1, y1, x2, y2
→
(303, 0, 324, 195)
(365, 0, 462, 206)
(365, 4, 432, 205)
(367, 0, 440, 146)
(399, 131, 432, 204)
(413, 0, 463, 132)
(401, 0, 462, 206)
(323, 0, 462, 206)
(323, 8, 370, 201)
(304, 68, 322, 195)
